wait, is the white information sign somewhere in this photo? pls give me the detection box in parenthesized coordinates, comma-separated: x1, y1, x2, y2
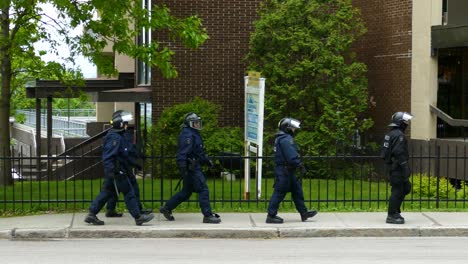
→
(244, 72, 265, 199)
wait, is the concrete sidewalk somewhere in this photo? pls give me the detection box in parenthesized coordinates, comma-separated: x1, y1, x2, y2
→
(1, 212, 468, 240)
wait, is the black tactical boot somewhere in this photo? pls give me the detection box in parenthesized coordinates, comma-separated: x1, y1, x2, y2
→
(203, 213, 221, 224)
(396, 213, 405, 220)
(266, 215, 284, 224)
(84, 213, 105, 225)
(159, 206, 175, 221)
(135, 213, 155, 226)
(386, 214, 405, 224)
(301, 210, 318, 222)
(105, 210, 123, 217)
(141, 208, 153, 215)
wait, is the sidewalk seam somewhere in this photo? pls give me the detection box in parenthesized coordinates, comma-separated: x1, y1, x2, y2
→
(421, 213, 442, 226)
(249, 214, 257, 227)
(334, 213, 349, 227)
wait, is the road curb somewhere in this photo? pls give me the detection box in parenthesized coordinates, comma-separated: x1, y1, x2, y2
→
(419, 227, 468, 237)
(13, 228, 67, 240)
(279, 227, 421, 237)
(6, 227, 468, 240)
(0, 230, 12, 239)
(68, 228, 279, 239)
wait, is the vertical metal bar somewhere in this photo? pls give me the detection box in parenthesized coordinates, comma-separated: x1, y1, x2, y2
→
(419, 144, 423, 210)
(64, 146, 68, 210)
(446, 144, 449, 208)
(71, 151, 75, 209)
(436, 145, 441, 209)
(464, 144, 466, 208)
(317, 153, 321, 209)
(27, 145, 32, 210)
(11, 147, 15, 211)
(159, 145, 164, 205)
(20, 146, 24, 211)
(455, 144, 458, 208)
(55, 146, 59, 207)
(2, 147, 6, 211)
(47, 96, 52, 210)
(427, 142, 432, 208)
(150, 145, 154, 210)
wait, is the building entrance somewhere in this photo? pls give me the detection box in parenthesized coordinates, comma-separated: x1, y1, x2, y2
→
(437, 47, 468, 138)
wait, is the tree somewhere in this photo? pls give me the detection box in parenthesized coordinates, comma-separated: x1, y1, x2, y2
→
(0, 0, 208, 185)
(246, 0, 373, 155)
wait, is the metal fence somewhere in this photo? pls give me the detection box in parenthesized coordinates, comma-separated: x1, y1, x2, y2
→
(16, 109, 93, 137)
(1, 144, 468, 213)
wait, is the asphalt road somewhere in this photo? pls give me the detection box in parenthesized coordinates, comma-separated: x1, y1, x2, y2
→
(1, 237, 466, 264)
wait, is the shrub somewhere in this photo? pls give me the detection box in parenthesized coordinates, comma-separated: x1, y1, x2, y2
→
(147, 97, 243, 178)
(411, 173, 467, 199)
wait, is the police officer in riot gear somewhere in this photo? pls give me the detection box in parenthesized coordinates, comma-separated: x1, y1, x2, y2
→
(159, 112, 221, 224)
(104, 126, 153, 217)
(266, 117, 318, 224)
(104, 112, 152, 218)
(381, 111, 413, 224)
(85, 110, 154, 226)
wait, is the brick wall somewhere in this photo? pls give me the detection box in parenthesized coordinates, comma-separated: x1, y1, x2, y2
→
(152, 0, 262, 127)
(152, 0, 413, 136)
(352, 0, 413, 137)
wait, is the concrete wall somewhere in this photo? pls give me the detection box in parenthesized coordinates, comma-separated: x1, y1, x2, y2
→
(410, 0, 441, 140)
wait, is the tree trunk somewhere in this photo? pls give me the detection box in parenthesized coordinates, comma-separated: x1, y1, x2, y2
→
(0, 5, 13, 186)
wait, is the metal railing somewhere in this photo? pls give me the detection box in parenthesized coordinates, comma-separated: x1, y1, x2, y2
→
(1, 142, 468, 213)
(430, 104, 468, 140)
(16, 110, 92, 137)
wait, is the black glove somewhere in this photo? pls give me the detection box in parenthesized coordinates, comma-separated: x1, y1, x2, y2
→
(298, 163, 307, 176)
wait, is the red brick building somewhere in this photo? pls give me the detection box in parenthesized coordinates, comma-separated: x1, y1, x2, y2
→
(150, 0, 468, 140)
(152, 0, 262, 127)
(352, 0, 413, 136)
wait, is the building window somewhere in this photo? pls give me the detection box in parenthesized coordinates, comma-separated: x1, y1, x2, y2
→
(137, 0, 151, 85)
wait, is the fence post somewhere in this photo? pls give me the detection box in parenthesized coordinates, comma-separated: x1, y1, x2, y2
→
(435, 145, 441, 209)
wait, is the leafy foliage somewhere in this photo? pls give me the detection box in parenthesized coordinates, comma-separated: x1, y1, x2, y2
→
(411, 174, 468, 199)
(0, 0, 209, 185)
(147, 97, 243, 178)
(246, 0, 373, 155)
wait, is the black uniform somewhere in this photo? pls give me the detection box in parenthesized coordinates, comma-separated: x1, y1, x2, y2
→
(382, 127, 411, 219)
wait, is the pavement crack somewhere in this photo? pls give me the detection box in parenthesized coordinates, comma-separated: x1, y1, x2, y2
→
(422, 213, 442, 226)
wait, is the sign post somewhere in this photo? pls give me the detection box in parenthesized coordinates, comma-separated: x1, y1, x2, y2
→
(244, 71, 265, 199)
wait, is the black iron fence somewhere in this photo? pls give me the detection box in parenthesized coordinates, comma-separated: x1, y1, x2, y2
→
(1, 142, 468, 213)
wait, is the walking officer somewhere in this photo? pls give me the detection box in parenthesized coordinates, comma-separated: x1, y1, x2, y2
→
(381, 111, 413, 224)
(85, 110, 154, 226)
(266, 117, 317, 224)
(159, 112, 221, 224)
(104, 120, 153, 218)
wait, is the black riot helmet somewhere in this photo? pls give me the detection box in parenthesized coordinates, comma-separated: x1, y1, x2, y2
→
(278, 117, 301, 135)
(110, 110, 133, 132)
(183, 112, 202, 130)
(388, 111, 413, 128)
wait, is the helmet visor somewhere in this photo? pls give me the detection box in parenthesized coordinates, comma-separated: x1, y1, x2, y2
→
(290, 118, 301, 129)
(189, 120, 202, 130)
(120, 112, 133, 123)
(402, 112, 413, 124)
